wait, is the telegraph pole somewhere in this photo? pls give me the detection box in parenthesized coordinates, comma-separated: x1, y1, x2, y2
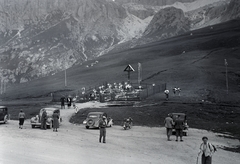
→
(65, 68, 67, 87)
(0, 79, 3, 95)
(225, 59, 228, 94)
(138, 62, 142, 86)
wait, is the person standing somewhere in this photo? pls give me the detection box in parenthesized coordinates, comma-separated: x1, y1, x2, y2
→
(174, 115, 184, 142)
(60, 97, 65, 109)
(72, 96, 77, 109)
(41, 109, 47, 130)
(99, 116, 107, 143)
(52, 111, 59, 132)
(164, 114, 174, 141)
(198, 136, 215, 164)
(18, 110, 25, 129)
(67, 96, 72, 109)
(164, 89, 169, 101)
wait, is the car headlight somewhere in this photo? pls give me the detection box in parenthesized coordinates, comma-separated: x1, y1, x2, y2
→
(83, 120, 87, 124)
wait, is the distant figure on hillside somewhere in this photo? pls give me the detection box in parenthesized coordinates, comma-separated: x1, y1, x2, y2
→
(18, 110, 25, 129)
(176, 87, 181, 96)
(198, 136, 215, 164)
(173, 87, 177, 95)
(164, 89, 169, 101)
(164, 114, 174, 141)
(67, 96, 72, 109)
(60, 97, 65, 109)
(174, 115, 184, 142)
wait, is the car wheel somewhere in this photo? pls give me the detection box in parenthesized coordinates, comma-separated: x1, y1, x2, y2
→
(86, 126, 89, 129)
(32, 125, 35, 128)
(87, 119, 94, 126)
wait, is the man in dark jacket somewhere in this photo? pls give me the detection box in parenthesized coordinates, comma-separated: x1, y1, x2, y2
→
(41, 109, 47, 130)
(174, 115, 184, 142)
(99, 116, 107, 143)
(60, 97, 65, 109)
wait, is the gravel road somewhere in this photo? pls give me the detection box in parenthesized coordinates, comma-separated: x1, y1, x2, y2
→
(0, 102, 239, 164)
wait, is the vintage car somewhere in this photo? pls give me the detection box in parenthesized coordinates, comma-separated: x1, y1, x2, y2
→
(0, 106, 9, 124)
(30, 108, 62, 128)
(170, 113, 189, 136)
(83, 112, 113, 129)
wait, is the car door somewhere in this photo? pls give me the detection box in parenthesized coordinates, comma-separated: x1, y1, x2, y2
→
(0, 108, 4, 121)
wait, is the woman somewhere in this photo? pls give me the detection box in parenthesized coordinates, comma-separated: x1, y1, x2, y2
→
(198, 136, 215, 164)
(52, 111, 59, 132)
(18, 110, 25, 129)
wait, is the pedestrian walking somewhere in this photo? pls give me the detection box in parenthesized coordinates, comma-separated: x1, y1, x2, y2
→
(173, 87, 177, 95)
(198, 136, 215, 164)
(174, 115, 184, 142)
(41, 109, 47, 130)
(177, 87, 181, 96)
(99, 116, 107, 143)
(52, 111, 59, 132)
(164, 114, 174, 141)
(18, 110, 25, 129)
(72, 96, 77, 108)
(164, 89, 169, 101)
(60, 97, 65, 109)
(67, 96, 72, 109)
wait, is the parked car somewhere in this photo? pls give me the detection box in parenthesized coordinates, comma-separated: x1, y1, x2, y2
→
(30, 108, 62, 128)
(83, 112, 113, 129)
(0, 106, 9, 124)
(170, 113, 189, 136)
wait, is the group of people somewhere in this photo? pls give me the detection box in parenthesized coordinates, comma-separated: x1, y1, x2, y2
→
(60, 96, 77, 109)
(18, 109, 59, 132)
(164, 114, 216, 164)
(164, 87, 181, 101)
(164, 113, 184, 142)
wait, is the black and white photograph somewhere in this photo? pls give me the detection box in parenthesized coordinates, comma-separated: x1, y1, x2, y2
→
(0, 0, 240, 163)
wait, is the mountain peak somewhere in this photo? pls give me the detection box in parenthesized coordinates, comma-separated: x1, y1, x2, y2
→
(143, 7, 190, 39)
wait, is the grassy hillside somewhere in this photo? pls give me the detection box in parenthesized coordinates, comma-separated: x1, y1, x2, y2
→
(2, 19, 240, 102)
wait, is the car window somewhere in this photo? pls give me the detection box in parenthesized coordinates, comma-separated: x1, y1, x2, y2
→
(0, 108, 3, 112)
(46, 110, 54, 115)
(88, 114, 98, 118)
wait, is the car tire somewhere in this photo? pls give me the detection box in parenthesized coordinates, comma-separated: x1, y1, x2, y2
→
(87, 119, 94, 126)
(86, 126, 89, 129)
(32, 125, 35, 128)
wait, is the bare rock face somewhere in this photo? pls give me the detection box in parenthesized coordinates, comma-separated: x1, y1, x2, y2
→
(0, 0, 129, 84)
(0, 0, 238, 85)
(222, 0, 240, 21)
(143, 7, 190, 39)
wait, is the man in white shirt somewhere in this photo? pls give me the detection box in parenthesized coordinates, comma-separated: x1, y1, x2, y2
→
(198, 136, 215, 164)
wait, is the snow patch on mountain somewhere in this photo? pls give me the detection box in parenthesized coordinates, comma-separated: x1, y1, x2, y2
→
(164, 0, 229, 12)
(117, 12, 153, 43)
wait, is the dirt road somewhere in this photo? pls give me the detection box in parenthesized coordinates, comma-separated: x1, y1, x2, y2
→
(0, 102, 239, 164)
